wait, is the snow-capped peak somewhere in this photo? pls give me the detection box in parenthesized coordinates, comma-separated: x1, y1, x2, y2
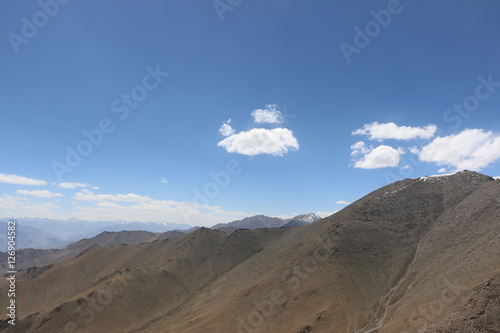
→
(292, 213, 322, 223)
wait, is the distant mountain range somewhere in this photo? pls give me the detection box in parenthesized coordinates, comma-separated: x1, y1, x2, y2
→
(0, 222, 65, 250)
(0, 213, 323, 250)
(211, 213, 322, 230)
(0, 213, 323, 270)
(0, 229, 187, 274)
(0, 218, 194, 249)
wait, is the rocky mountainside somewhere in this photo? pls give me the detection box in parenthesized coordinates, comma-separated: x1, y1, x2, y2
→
(0, 230, 186, 274)
(280, 219, 309, 228)
(1, 171, 498, 333)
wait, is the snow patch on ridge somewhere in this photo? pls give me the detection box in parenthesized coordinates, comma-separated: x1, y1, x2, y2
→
(418, 170, 462, 181)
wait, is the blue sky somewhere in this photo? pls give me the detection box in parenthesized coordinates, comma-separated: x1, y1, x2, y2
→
(1, 0, 500, 226)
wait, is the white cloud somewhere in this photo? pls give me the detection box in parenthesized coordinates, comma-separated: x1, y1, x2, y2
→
(352, 122, 437, 141)
(95, 202, 123, 209)
(0, 173, 47, 186)
(351, 142, 402, 169)
(218, 128, 299, 156)
(70, 191, 248, 226)
(219, 119, 235, 137)
(0, 194, 60, 217)
(0, 190, 251, 227)
(400, 165, 411, 170)
(57, 182, 89, 189)
(52, 182, 98, 190)
(409, 146, 420, 154)
(336, 200, 350, 205)
(350, 141, 368, 155)
(418, 129, 500, 171)
(438, 167, 448, 173)
(251, 104, 284, 124)
(74, 189, 153, 203)
(16, 189, 64, 198)
(161, 178, 169, 184)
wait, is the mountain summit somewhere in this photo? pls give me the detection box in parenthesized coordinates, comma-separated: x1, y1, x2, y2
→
(287, 213, 322, 224)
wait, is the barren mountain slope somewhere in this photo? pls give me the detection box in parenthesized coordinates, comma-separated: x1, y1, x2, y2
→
(0, 230, 173, 274)
(0, 228, 288, 333)
(379, 175, 500, 332)
(140, 171, 500, 332)
(1, 171, 498, 333)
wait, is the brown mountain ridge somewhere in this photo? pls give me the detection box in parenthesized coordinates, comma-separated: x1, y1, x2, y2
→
(1, 170, 499, 332)
(0, 230, 187, 275)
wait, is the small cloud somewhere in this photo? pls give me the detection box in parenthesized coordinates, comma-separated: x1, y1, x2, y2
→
(0, 194, 60, 217)
(218, 128, 299, 156)
(353, 122, 437, 141)
(351, 143, 402, 169)
(438, 167, 448, 173)
(400, 165, 411, 170)
(161, 178, 169, 184)
(409, 146, 420, 154)
(251, 104, 284, 124)
(218, 119, 235, 137)
(16, 189, 64, 198)
(0, 173, 47, 186)
(74, 189, 153, 203)
(350, 141, 370, 157)
(336, 200, 350, 205)
(95, 202, 124, 209)
(418, 129, 500, 171)
(53, 182, 98, 190)
(57, 182, 89, 189)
